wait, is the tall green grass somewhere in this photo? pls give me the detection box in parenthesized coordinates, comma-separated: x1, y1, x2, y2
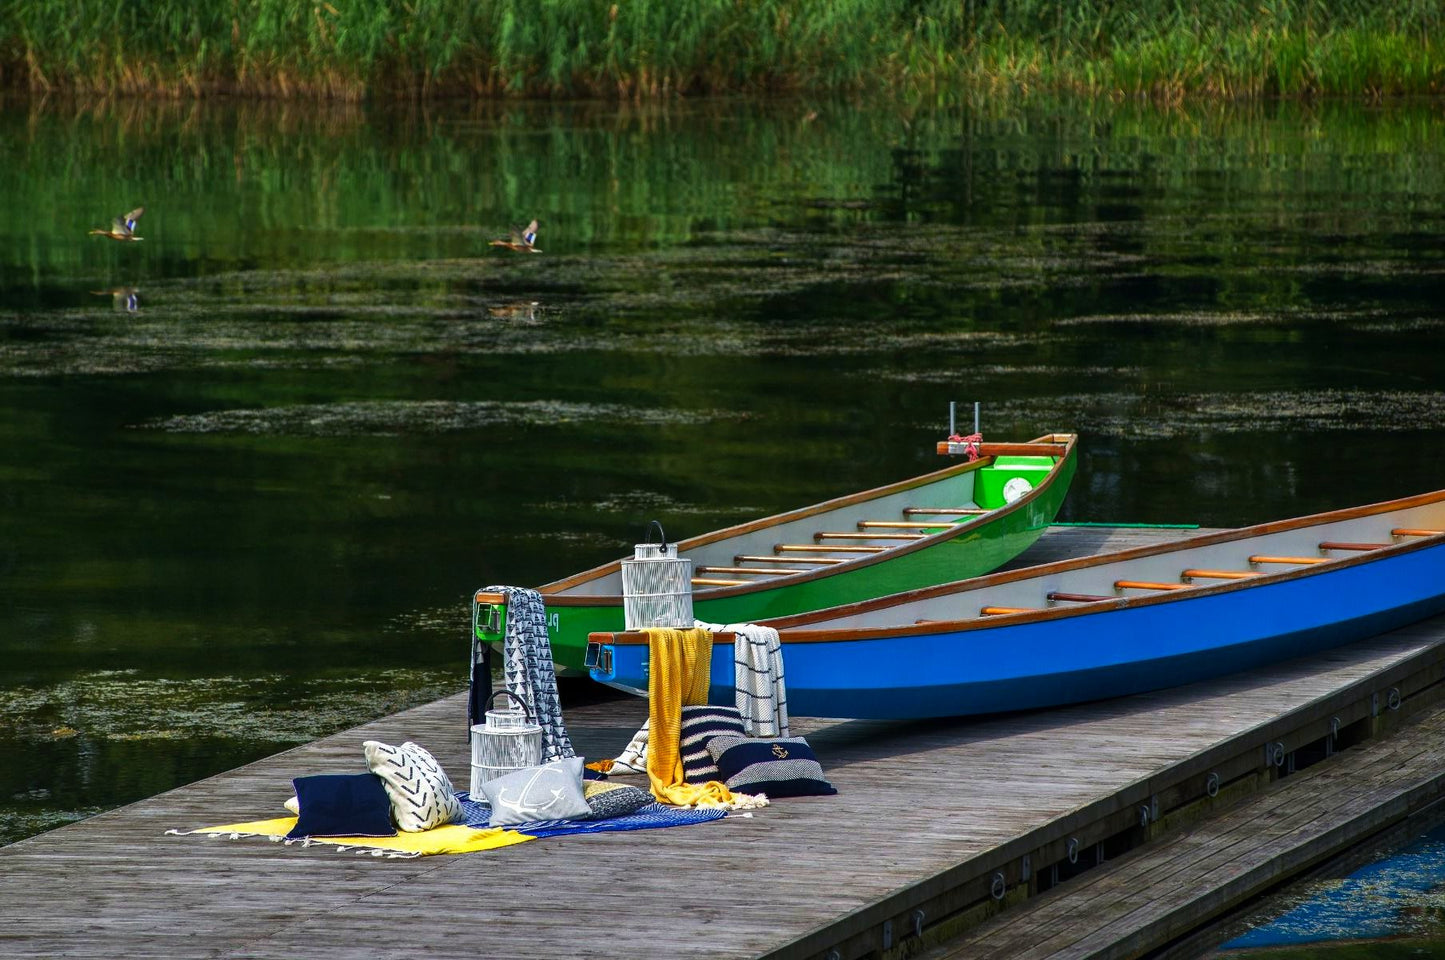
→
(1, 0, 1442, 99)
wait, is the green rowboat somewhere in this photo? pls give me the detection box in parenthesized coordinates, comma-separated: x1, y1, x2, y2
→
(476, 432, 1077, 673)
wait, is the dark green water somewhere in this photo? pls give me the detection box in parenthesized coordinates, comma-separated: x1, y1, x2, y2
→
(2, 93, 1444, 895)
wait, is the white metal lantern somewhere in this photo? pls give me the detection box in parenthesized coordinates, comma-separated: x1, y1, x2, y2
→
(620, 521, 694, 629)
(469, 690, 543, 795)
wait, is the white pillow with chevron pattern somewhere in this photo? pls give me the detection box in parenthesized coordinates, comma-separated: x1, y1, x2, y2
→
(362, 739, 463, 832)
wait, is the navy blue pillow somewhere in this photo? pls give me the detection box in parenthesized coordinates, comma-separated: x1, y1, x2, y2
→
(705, 736, 838, 798)
(286, 773, 397, 839)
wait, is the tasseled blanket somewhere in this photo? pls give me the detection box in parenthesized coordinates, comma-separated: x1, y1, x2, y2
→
(642, 627, 765, 810)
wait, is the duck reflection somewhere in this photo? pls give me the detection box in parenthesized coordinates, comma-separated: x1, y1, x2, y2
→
(91, 286, 140, 312)
(486, 300, 541, 321)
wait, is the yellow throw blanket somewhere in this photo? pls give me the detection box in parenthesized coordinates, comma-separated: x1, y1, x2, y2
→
(643, 627, 738, 808)
(181, 817, 534, 857)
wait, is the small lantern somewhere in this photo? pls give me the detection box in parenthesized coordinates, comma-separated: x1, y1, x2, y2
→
(621, 520, 694, 629)
(469, 690, 543, 795)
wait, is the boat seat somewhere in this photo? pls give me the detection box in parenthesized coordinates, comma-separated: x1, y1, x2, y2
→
(692, 576, 751, 587)
(858, 521, 951, 529)
(980, 606, 1035, 616)
(1181, 568, 1261, 581)
(697, 565, 799, 576)
(775, 544, 887, 554)
(814, 531, 928, 542)
(1046, 592, 1113, 603)
(734, 554, 845, 565)
(1319, 541, 1391, 551)
(1115, 579, 1190, 591)
(1249, 555, 1329, 565)
(903, 507, 988, 516)
(1393, 528, 1443, 537)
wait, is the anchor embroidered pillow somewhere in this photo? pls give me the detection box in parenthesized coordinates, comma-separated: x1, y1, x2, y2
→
(706, 735, 838, 798)
(363, 739, 464, 832)
(480, 756, 592, 827)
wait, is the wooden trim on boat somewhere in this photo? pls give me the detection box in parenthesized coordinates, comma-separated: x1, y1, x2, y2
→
(473, 590, 507, 605)
(1394, 528, 1443, 537)
(586, 500, 1445, 649)
(697, 566, 799, 576)
(1249, 555, 1328, 565)
(1047, 592, 1115, 603)
(1319, 541, 1391, 551)
(735, 486, 1445, 635)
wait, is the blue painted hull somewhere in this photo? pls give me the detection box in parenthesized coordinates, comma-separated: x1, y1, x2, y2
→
(760, 544, 1445, 718)
(589, 490, 1445, 719)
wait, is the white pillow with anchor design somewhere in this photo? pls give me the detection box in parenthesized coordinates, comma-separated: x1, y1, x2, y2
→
(362, 739, 463, 832)
(479, 756, 591, 827)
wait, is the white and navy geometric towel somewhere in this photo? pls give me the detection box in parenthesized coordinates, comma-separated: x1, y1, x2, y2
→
(488, 584, 575, 763)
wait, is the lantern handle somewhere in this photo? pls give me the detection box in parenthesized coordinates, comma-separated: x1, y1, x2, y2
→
(646, 519, 667, 552)
(487, 689, 533, 719)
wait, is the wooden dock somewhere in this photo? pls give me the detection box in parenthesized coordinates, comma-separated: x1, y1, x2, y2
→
(4, 525, 1445, 960)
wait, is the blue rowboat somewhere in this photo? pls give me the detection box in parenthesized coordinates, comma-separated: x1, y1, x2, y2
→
(586, 488, 1445, 720)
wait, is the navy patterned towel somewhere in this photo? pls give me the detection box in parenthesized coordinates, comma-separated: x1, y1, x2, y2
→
(487, 584, 574, 763)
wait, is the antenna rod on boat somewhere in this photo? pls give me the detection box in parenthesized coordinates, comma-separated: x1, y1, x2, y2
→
(974, 401, 980, 436)
(949, 401, 956, 437)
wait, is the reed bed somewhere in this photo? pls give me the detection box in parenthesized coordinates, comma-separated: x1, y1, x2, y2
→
(1, 0, 1442, 99)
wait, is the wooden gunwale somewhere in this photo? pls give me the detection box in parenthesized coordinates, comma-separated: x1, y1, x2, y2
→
(541, 433, 1076, 606)
(589, 489, 1445, 647)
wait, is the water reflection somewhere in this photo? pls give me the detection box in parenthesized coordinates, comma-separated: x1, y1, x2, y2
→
(1, 95, 1443, 862)
(1216, 818, 1445, 955)
(90, 286, 139, 311)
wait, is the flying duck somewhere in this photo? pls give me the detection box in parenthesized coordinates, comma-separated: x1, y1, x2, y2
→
(489, 219, 541, 253)
(89, 207, 145, 242)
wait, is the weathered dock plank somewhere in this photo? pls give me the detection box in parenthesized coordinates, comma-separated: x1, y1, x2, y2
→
(941, 702, 1445, 960)
(1, 525, 1442, 960)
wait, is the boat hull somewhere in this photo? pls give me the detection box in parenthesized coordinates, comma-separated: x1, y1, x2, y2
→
(588, 490, 1445, 718)
(532, 435, 1077, 672)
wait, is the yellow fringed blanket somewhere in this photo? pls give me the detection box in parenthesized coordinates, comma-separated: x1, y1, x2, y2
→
(174, 818, 533, 858)
(643, 627, 756, 808)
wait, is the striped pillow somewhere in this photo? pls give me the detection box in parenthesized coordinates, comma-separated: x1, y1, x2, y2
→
(680, 705, 746, 784)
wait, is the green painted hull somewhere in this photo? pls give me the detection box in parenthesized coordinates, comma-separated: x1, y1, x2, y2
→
(479, 436, 1078, 673)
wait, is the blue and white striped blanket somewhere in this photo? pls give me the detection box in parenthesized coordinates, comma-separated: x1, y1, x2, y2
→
(456, 793, 726, 838)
